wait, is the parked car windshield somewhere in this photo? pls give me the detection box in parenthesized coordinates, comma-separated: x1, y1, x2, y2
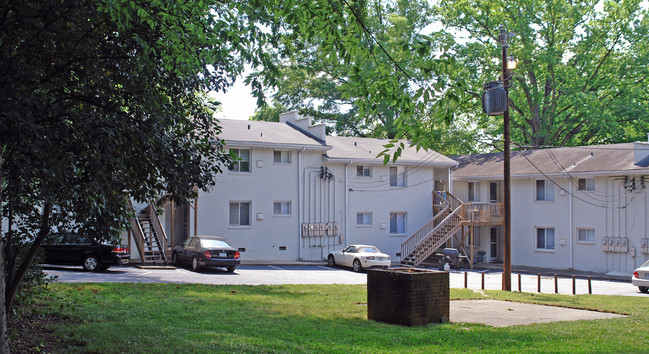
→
(359, 247, 379, 253)
(200, 239, 232, 249)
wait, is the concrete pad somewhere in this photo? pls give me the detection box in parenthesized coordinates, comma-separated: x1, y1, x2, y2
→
(450, 300, 624, 327)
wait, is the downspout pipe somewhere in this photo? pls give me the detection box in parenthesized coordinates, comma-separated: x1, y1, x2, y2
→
(449, 169, 453, 194)
(298, 148, 305, 260)
(569, 180, 573, 269)
(345, 161, 351, 246)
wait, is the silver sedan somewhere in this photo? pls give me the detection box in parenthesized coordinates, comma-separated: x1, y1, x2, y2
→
(632, 259, 649, 293)
(327, 245, 391, 272)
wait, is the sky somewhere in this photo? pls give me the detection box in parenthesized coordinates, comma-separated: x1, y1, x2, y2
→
(211, 77, 258, 121)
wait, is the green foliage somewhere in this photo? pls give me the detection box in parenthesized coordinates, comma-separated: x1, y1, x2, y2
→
(253, 0, 480, 156)
(432, 0, 649, 148)
(0, 0, 284, 309)
(25, 283, 649, 352)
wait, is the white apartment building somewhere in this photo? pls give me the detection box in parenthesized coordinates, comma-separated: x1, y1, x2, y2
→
(131, 111, 457, 262)
(452, 143, 649, 274)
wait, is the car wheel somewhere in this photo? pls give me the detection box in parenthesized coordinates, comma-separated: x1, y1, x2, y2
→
(226, 265, 236, 273)
(83, 255, 101, 271)
(352, 259, 363, 273)
(191, 256, 200, 272)
(327, 255, 336, 267)
(640, 286, 649, 293)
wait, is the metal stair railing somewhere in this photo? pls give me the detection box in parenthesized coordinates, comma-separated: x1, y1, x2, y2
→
(145, 202, 168, 264)
(400, 191, 451, 260)
(401, 191, 463, 267)
(129, 201, 169, 265)
(404, 210, 463, 267)
(128, 201, 147, 265)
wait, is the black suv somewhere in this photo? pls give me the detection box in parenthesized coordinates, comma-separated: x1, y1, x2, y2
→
(42, 232, 130, 271)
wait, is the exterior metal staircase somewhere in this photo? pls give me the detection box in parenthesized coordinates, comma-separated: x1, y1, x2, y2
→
(130, 202, 168, 265)
(400, 191, 463, 267)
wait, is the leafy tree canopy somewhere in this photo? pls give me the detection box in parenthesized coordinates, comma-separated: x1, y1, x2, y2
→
(0, 0, 284, 315)
(251, 0, 477, 156)
(432, 0, 649, 149)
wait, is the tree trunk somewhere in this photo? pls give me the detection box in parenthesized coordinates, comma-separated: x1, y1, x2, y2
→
(0, 153, 8, 353)
(5, 207, 14, 294)
(5, 202, 52, 313)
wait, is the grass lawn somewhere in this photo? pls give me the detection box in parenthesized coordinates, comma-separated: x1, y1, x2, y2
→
(14, 283, 649, 353)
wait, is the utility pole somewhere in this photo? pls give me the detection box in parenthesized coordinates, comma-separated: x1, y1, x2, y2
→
(499, 26, 512, 291)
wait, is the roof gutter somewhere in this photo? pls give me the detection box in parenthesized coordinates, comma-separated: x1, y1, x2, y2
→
(223, 140, 331, 151)
(323, 156, 458, 167)
(453, 169, 649, 181)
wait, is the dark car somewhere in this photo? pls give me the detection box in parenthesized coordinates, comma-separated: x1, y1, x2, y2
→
(172, 236, 240, 272)
(42, 232, 130, 271)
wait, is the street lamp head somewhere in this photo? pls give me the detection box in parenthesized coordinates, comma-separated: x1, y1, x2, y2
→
(507, 55, 517, 70)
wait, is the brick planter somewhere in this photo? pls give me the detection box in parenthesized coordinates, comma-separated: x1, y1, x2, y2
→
(367, 268, 449, 326)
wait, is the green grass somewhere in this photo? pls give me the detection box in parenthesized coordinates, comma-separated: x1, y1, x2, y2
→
(29, 283, 649, 353)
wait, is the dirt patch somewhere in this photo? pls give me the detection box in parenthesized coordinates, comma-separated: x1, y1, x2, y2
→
(8, 308, 79, 353)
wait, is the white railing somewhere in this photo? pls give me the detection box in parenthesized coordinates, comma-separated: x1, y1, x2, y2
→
(460, 202, 504, 224)
(401, 191, 462, 261)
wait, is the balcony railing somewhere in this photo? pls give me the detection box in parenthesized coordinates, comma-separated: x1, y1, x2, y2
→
(460, 202, 504, 225)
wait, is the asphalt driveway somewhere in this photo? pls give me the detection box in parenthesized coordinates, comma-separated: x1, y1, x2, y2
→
(42, 264, 646, 297)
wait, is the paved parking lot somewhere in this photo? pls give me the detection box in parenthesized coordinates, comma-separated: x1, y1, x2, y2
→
(43, 264, 646, 297)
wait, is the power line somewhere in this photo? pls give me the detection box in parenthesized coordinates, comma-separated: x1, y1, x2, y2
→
(339, 0, 417, 86)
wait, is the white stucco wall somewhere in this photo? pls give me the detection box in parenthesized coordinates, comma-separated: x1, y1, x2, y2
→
(190, 145, 445, 262)
(329, 162, 435, 260)
(194, 147, 322, 261)
(455, 175, 649, 274)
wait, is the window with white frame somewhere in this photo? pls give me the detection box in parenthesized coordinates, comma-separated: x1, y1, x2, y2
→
(389, 166, 406, 187)
(535, 179, 554, 201)
(229, 149, 250, 172)
(578, 178, 595, 191)
(577, 228, 595, 242)
(357, 165, 371, 177)
(229, 202, 251, 226)
(468, 181, 480, 202)
(273, 150, 291, 164)
(273, 201, 291, 216)
(390, 212, 406, 235)
(536, 227, 555, 250)
(356, 212, 372, 226)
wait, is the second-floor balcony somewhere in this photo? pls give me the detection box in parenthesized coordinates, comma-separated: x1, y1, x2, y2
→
(459, 202, 504, 226)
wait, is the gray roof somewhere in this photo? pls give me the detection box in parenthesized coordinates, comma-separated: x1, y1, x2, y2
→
(218, 119, 329, 150)
(217, 119, 457, 166)
(325, 136, 458, 166)
(452, 143, 649, 179)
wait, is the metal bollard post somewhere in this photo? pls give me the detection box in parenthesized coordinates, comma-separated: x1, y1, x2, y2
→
(518, 273, 521, 292)
(554, 274, 558, 294)
(464, 271, 468, 289)
(572, 275, 576, 295)
(537, 273, 541, 293)
(481, 272, 485, 290)
(588, 276, 592, 294)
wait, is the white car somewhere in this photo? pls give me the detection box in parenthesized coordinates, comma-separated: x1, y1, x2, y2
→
(632, 259, 649, 293)
(327, 245, 391, 272)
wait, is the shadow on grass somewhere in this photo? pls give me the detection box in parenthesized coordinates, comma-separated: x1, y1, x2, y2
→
(43, 283, 643, 353)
